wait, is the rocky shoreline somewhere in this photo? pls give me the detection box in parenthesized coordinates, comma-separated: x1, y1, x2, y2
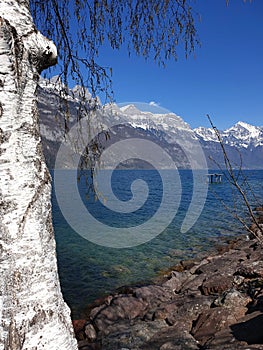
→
(73, 210, 263, 350)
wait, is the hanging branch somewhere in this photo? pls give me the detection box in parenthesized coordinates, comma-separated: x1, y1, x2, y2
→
(30, 0, 200, 103)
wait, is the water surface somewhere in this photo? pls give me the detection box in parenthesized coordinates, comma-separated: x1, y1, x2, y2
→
(52, 169, 263, 318)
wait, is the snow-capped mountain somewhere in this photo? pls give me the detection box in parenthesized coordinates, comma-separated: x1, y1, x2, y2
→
(194, 122, 263, 169)
(120, 104, 190, 132)
(195, 122, 263, 149)
(38, 78, 263, 169)
(224, 122, 263, 149)
(97, 104, 204, 169)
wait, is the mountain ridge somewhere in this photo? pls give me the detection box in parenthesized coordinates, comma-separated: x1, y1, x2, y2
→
(38, 78, 263, 170)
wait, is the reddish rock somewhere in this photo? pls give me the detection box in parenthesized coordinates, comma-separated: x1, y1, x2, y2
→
(195, 249, 247, 276)
(213, 289, 251, 309)
(201, 273, 233, 296)
(110, 295, 148, 319)
(236, 260, 263, 278)
(150, 294, 214, 330)
(134, 285, 174, 303)
(206, 311, 263, 349)
(180, 274, 205, 294)
(142, 323, 200, 350)
(89, 303, 107, 321)
(192, 308, 241, 345)
(162, 270, 190, 292)
(192, 290, 251, 346)
(72, 319, 86, 340)
(77, 235, 263, 350)
(152, 301, 179, 322)
(85, 323, 97, 342)
(93, 295, 147, 334)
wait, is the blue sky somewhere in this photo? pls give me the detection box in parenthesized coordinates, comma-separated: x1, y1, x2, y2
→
(94, 0, 263, 130)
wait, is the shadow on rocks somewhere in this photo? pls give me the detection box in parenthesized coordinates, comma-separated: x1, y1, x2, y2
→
(230, 313, 263, 345)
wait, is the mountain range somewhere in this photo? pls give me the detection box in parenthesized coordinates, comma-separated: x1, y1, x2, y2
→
(38, 77, 263, 170)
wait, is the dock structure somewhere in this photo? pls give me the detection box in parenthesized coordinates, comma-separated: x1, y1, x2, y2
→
(207, 173, 223, 184)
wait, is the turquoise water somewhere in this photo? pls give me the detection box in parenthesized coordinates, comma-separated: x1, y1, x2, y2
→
(52, 169, 263, 318)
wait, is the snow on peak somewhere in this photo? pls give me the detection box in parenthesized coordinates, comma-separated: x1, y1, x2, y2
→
(39, 76, 94, 104)
(236, 121, 253, 128)
(38, 78, 263, 151)
(230, 121, 261, 138)
(118, 104, 191, 134)
(196, 120, 263, 148)
(194, 127, 219, 142)
(120, 104, 143, 115)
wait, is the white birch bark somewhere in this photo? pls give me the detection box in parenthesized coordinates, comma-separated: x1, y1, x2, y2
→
(0, 1, 78, 349)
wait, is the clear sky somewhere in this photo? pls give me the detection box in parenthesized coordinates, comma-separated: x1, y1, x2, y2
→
(94, 0, 263, 130)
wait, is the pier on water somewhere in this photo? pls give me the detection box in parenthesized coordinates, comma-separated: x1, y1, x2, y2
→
(207, 173, 223, 184)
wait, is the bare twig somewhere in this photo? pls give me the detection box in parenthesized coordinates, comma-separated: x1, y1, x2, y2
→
(207, 114, 263, 244)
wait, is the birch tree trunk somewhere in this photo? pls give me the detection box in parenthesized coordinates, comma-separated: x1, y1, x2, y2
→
(0, 1, 78, 349)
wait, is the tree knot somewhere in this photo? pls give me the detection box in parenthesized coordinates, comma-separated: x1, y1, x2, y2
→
(28, 32, 57, 73)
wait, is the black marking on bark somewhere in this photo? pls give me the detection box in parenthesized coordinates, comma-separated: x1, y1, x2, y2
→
(0, 128, 11, 156)
(7, 318, 22, 350)
(29, 310, 48, 327)
(0, 17, 24, 85)
(2, 19, 23, 81)
(0, 199, 14, 213)
(34, 158, 42, 173)
(0, 102, 3, 117)
(0, 127, 10, 141)
(9, 24, 23, 83)
(18, 122, 38, 139)
(18, 166, 51, 237)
